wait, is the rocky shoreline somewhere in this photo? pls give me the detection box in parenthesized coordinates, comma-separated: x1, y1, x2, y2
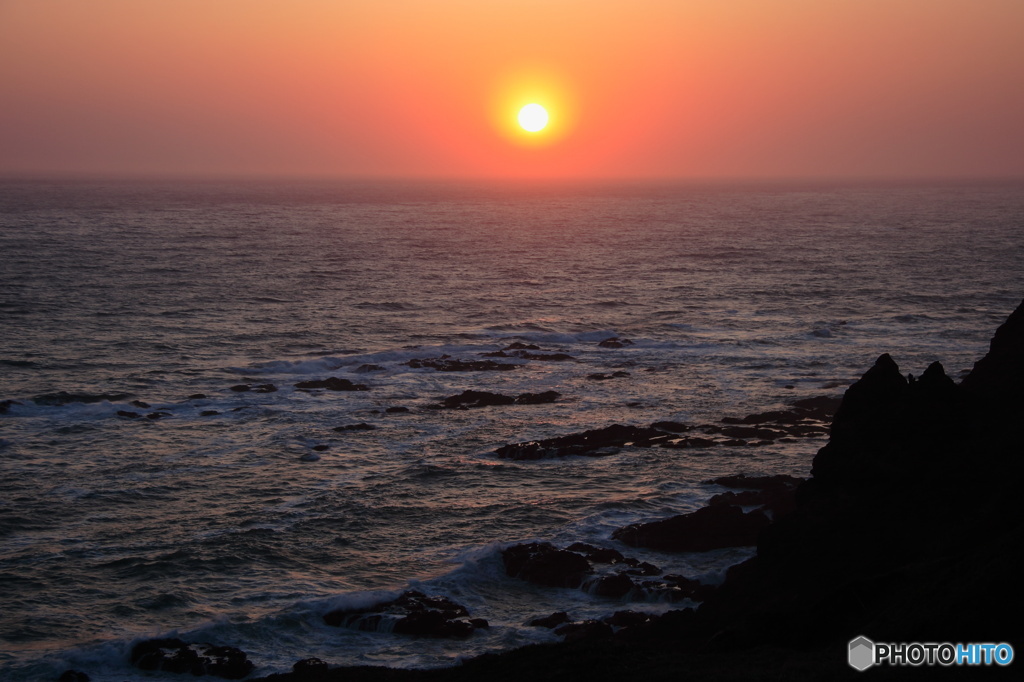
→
(60, 301, 1024, 681)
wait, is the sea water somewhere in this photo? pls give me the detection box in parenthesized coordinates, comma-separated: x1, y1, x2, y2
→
(1, 179, 1022, 680)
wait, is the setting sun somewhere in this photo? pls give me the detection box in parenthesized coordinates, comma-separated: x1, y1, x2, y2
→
(517, 104, 549, 133)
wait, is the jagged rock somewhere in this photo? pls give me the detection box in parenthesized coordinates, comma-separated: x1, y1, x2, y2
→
(527, 611, 571, 628)
(961, 298, 1024, 405)
(323, 590, 479, 638)
(501, 542, 592, 588)
(613, 505, 770, 551)
(495, 424, 670, 460)
(130, 638, 254, 679)
(295, 377, 368, 391)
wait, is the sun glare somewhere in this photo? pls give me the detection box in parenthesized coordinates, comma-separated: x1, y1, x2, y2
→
(518, 103, 549, 132)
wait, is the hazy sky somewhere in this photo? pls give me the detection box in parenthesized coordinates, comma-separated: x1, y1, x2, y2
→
(2, 0, 1022, 180)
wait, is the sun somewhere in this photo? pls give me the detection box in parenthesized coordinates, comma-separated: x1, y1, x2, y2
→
(517, 103, 549, 132)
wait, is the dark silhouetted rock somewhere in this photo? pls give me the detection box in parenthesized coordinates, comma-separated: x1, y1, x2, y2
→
(566, 542, 625, 564)
(704, 473, 803, 492)
(57, 671, 90, 682)
(598, 337, 633, 348)
(292, 658, 328, 677)
(187, 393, 207, 400)
(295, 377, 368, 391)
(650, 420, 690, 433)
(0, 399, 21, 414)
(252, 383, 277, 393)
(613, 504, 770, 551)
(441, 390, 516, 409)
(501, 542, 592, 588)
(495, 424, 670, 460)
(146, 412, 169, 420)
(323, 590, 480, 638)
(514, 390, 560, 405)
(200, 410, 219, 416)
(229, 384, 251, 392)
(503, 342, 540, 351)
(405, 357, 517, 372)
(130, 638, 254, 679)
(333, 423, 376, 431)
(602, 610, 652, 628)
(130, 399, 150, 408)
(527, 611, 571, 628)
(555, 620, 613, 642)
(584, 572, 636, 597)
(960, 297, 1024, 406)
(117, 410, 141, 419)
(385, 406, 409, 413)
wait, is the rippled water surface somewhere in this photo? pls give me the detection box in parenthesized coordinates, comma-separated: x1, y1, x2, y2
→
(1, 180, 1022, 680)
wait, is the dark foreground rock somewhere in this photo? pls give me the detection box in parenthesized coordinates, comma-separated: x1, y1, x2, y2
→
(324, 591, 482, 638)
(613, 504, 770, 552)
(131, 638, 254, 679)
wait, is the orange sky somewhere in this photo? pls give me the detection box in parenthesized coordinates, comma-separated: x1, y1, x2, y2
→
(2, 0, 1022, 180)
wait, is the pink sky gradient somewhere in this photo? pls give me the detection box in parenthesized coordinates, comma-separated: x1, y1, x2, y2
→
(2, 0, 1022, 180)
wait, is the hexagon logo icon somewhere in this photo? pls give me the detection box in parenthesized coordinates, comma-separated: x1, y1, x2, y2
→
(849, 636, 875, 671)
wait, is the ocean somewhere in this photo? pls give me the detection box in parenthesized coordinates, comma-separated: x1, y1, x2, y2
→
(1, 179, 1022, 680)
